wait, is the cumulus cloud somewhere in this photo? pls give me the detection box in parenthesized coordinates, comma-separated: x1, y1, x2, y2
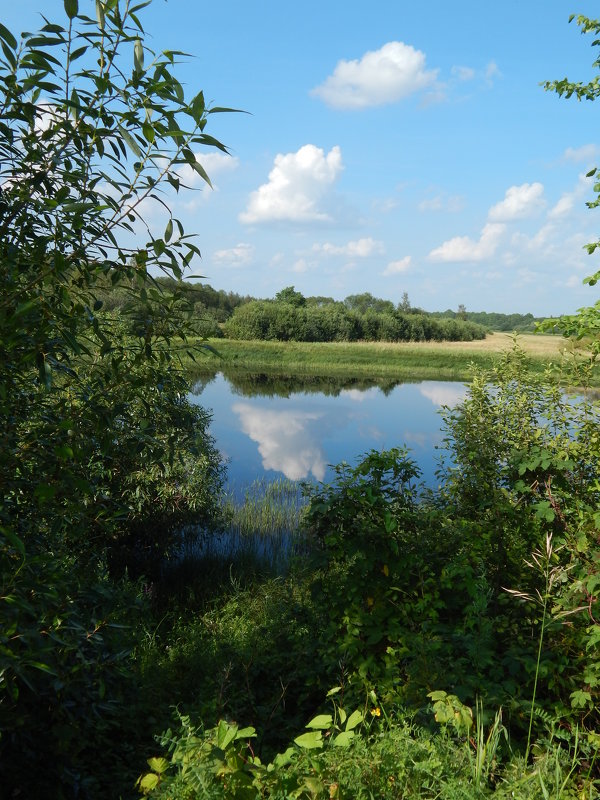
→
(488, 182, 545, 221)
(313, 237, 384, 257)
(212, 242, 254, 266)
(240, 144, 343, 224)
(429, 222, 505, 262)
(311, 41, 438, 110)
(382, 256, 411, 276)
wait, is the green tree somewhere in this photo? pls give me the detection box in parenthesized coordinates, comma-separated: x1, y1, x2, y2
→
(0, 1, 233, 794)
(275, 285, 306, 307)
(542, 14, 600, 353)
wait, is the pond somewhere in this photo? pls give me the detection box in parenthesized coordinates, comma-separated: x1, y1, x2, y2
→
(188, 372, 468, 494)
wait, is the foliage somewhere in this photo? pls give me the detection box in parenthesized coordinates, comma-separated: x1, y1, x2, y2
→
(300, 345, 600, 738)
(138, 701, 595, 799)
(431, 308, 542, 332)
(0, 1, 232, 796)
(541, 14, 600, 352)
(223, 299, 486, 343)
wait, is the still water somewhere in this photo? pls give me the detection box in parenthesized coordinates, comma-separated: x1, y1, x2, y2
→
(188, 372, 468, 493)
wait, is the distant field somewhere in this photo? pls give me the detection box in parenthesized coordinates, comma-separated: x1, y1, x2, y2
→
(184, 333, 595, 384)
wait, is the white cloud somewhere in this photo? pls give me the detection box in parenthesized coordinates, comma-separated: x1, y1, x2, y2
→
(451, 65, 475, 81)
(311, 41, 438, 110)
(563, 144, 598, 163)
(382, 256, 412, 276)
(314, 237, 384, 257)
(548, 172, 593, 219)
(548, 195, 574, 219)
(240, 144, 343, 224)
(429, 222, 506, 262)
(488, 182, 545, 221)
(212, 242, 254, 266)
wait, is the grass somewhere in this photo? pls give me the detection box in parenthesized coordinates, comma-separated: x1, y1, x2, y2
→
(183, 334, 597, 384)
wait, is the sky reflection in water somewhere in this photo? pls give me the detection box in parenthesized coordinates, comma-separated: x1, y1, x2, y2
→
(188, 374, 468, 492)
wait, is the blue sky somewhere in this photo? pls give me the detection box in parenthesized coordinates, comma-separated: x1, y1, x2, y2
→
(5, 1, 600, 315)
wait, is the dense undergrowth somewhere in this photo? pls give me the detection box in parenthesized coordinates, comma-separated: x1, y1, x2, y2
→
(2, 4, 600, 798)
(130, 344, 600, 800)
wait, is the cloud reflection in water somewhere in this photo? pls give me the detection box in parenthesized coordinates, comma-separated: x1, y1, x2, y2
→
(232, 403, 333, 481)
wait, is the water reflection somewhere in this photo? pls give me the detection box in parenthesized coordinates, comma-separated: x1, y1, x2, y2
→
(232, 403, 329, 481)
(188, 372, 467, 489)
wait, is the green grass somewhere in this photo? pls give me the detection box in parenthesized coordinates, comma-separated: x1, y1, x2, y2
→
(183, 335, 596, 384)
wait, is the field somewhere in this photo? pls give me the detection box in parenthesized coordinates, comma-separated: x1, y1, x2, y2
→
(185, 333, 595, 383)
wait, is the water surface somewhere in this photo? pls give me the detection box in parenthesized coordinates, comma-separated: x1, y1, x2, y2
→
(188, 372, 468, 493)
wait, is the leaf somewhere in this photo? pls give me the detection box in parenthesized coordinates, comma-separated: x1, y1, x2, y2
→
(64, 0, 79, 19)
(305, 714, 332, 730)
(147, 757, 169, 774)
(134, 37, 144, 73)
(345, 709, 363, 731)
(117, 125, 142, 157)
(294, 731, 323, 749)
(0, 22, 17, 50)
(137, 773, 160, 793)
(164, 218, 173, 242)
(96, 0, 105, 30)
(216, 720, 238, 750)
(142, 121, 154, 143)
(332, 730, 354, 747)
(191, 159, 213, 189)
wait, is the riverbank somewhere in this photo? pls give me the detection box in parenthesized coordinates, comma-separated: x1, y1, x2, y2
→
(184, 333, 595, 383)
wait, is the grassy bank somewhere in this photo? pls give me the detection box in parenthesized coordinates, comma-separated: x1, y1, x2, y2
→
(185, 333, 593, 383)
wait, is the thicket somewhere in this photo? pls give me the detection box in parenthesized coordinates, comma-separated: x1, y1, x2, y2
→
(2, 4, 600, 800)
(0, 2, 232, 795)
(430, 309, 543, 333)
(223, 296, 486, 343)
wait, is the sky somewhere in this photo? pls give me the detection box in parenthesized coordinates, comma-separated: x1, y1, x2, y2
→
(5, 1, 600, 315)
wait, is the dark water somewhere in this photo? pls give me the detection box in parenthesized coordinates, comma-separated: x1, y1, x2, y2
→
(188, 372, 468, 493)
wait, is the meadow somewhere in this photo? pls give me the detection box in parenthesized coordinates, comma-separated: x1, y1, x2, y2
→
(185, 333, 597, 384)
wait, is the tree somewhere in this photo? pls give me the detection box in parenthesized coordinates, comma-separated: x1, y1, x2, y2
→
(542, 15, 600, 353)
(0, 2, 234, 793)
(275, 285, 306, 307)
(398, 291, 411, 313)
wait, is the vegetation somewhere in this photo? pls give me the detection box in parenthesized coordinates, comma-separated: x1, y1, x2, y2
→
(2, 5, 600, 800)
(430, 308, 545, 333)
(0, 2, 232, 795)
(186, 333, 596, 385)
(222, 289, 487, 343)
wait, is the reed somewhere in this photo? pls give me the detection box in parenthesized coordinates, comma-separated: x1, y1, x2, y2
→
(157, 479, 310, 606)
